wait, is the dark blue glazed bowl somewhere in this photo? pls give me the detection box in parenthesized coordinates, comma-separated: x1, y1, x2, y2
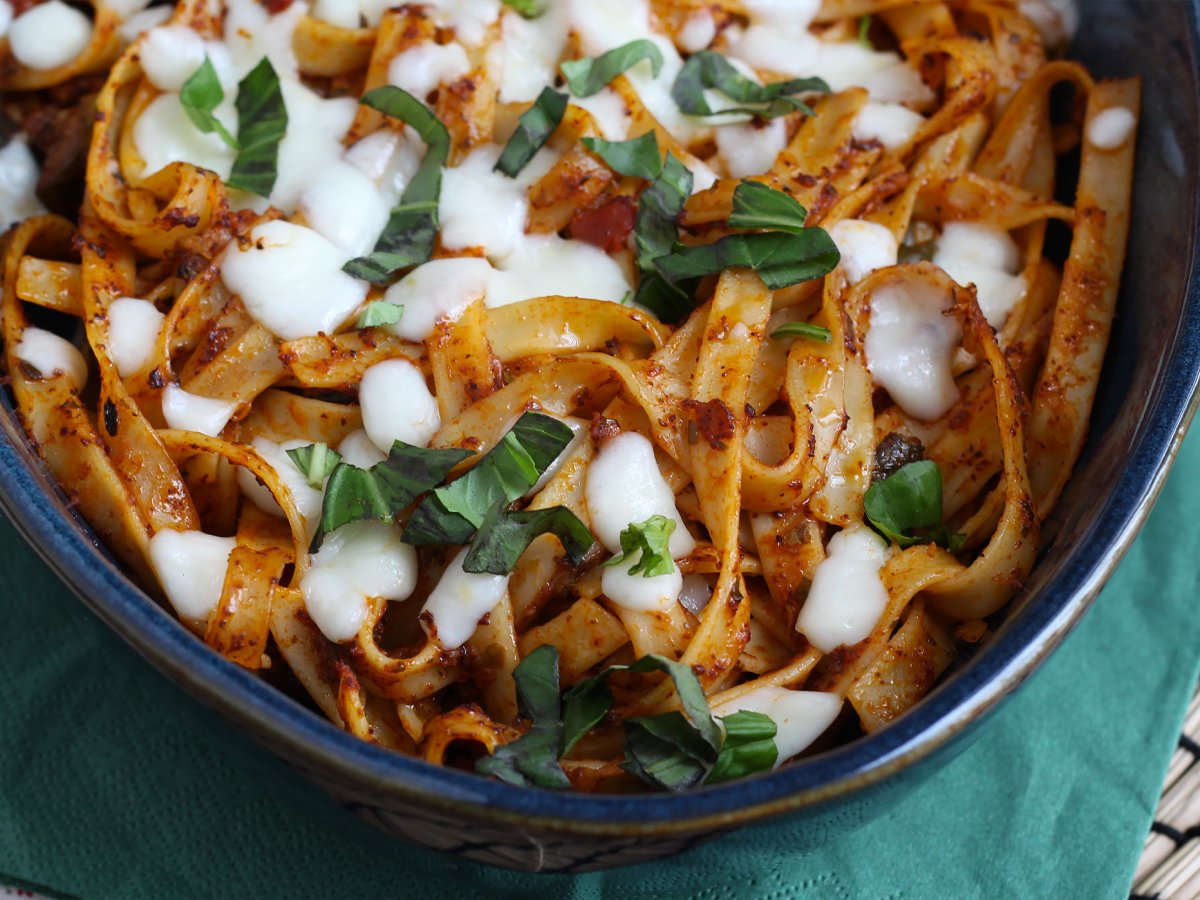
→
(1, 0, 1198, 873)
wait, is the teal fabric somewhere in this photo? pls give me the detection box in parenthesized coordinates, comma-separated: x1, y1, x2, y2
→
(2, 434, 1198, 899)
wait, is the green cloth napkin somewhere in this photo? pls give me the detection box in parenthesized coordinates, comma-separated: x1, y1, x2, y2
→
(2, 433, 1198, 900)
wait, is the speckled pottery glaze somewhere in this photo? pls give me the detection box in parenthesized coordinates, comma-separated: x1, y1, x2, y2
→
(1, 0, 1197, 874)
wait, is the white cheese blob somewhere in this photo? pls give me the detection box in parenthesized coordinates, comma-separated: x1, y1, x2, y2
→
(601, 563, 683, 613)
(423, 0, 501, 46)
(161, 384, 237, 437)
(383, 256, 494, 342)
(715, 117, 789, 178)
(106, 297, 165, 377)
(677, 9, 717, 53)
(932, 222, 1026, 328)
(148, 529, 236, 622)
(138, 25, 209, 92)
(0, 137, 47, 231)
(796, 524, 893, 653)
(9, 1, 92, 71)
(711, 685, 843, 763)
(135, 92, 237, 181)
(422, 547, 510, 649)
(300, 520, 418, 642)
(337, 428, 386, 469)
(310, 0, 363, 29)
(237, 437, 326, 525)
(487, 234, 632, 308)
(497, 2, 569, 103)
(297, 160, 391, 258)
(852, 102, 925, 150)
(14, 328, 87, 390)
(828, 219, 898, 286)
(388, 41, 471, 100)
(220, 221, 368, 341)
(269, 83, 359, 213)
(359, 358, 441, 452)
(0, 1, 12, 38)
(865, 273, 961, 421)
(1086, 107, 1136, 151)
(223, 0, 303, 79)
(571, 89, 631, 141)
(118, 6, 173, 42)
(1018, 0, 1078, 50)
(585, 432, 696, 559)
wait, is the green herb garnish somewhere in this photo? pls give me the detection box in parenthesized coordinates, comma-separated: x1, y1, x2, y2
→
(495, 87, 568, 178)
(600, 514, 677, 577)
(858, 15, 873, 49)
(728, 180, 809, 234)
(561, 39, 664, 97)
(580, 132, 663, 181)
(179, 57, 237, 149)
(863, 460, 965, 551)
(226, 57, 288, 198)
(770, 322, 832, 342)
(501, 0, 545, 17)
(462, 502, 595, 576)
(654, 229, 841, 290)
(286, 443, 342, 489)
(355, 301, 403, 329)
(672, 50, 829, 118)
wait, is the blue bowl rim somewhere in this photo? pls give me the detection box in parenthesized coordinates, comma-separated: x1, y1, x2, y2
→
(1, 3, 1199, 837)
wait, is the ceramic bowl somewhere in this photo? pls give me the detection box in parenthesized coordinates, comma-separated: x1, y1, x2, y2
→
(1, 0, 1197, 873)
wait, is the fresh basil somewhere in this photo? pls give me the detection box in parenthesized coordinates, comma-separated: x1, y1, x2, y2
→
(461, 502, 595, 576)
(654, 229, 841, 290)
(355, 301, 403, 328)
(404, 412, 576, 546)
(343, 87, 450, 285)
(634, 152, 693, 271)
(286, 443, 342, 489)
(476, 645, 572, 789)
(495, 87, 568, 177)
(633, 272, 694, 322)
(622, 711, 715, 790)
(310, 440, 472, 551)
(580, 133, 663, 181)
(179, 57, 237, 150)
(561, 39, 664, 97)
(770, 322, 832, 342)
(672, 50, 829, 118)
(600, 514, 677, 577)
(227, 57, 288, 198)
(728, 181, 809, 234)
(501, 0, 544, 17)
(863, 460, 965, 551)
(706, 710, 778, 784)
(858, 15, 873, 49)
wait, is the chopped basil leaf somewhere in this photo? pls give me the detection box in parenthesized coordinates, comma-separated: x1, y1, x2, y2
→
(355, 301, 403, 328)
(858, 15, 873, 49)
(655, 229, 841, 290)
(633, 272, 694, 322)
(770, 322, 832, 342)
(343, 87, 450, 285)
(705, 710, 778, 784)
(476, 645, 571, 789)
(286, 443, 342, 489)
(404, 412, 576, 546)
(863, 459, 965, 551)
(622, 711, 714, 791)
(495, 87, 568, 177)
(728, 181, 809, 234)
(179, 57, 237, 150)
(672, 50, 830, 118)
(310, 440, 473, 551)
(462, 502, 595, 576)
(580, 133, 663, 181)
(227, 58, 288, 198)
(600, 514, 677, 577)
(501, 0, 544, 18)
(561, 39, 664, 97)
(634, 153, 693, 271)
(560, 673, 615, 756)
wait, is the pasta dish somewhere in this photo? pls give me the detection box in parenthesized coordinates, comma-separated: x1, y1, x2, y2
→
(0, 0, 1137, 791)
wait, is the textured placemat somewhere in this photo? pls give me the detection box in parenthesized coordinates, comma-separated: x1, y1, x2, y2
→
(1134, 685, 1200, 898)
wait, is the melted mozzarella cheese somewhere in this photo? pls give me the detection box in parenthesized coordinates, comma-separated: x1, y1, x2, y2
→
(161, 384, 237, 437)
(1018, 0, 1078, 50)
(852, 102, 925, 150)
(0, 138, 47, 231)
(497, 3, 569, 103)
(359, 358, 441, 452)
(601, 564, 683, 613)
(300, 520, 418, 642)
(9, 1, 92, 71)
(387, 41, 472, 100)
(383, 256, 494, 342)
(0, 0, 11, 38)
(711, 685, 843, 763)
(865, 273, 961, 421)
(677, 9, 717, 53)
(488, 234, 632, 307)
(337, 429, 386, 469)
(222, 0, 303, 78)
(14, 328, 87, 390)
(422, 547, 510, 649)
(423, 0, 501, 46)
(118, 6, 173, 41)
(148, 529, 236, 622)
(220, 221, 368, 340)
(571, 89, 631, 140)
(135, 92, 237, 181)
(585, 432, 696, 559)
(1086, 107, 1136, 151)
(715, 116, 788, 178)
(297, 160, 391, 258)
(107, 297, 166, 377)
(795, 524, 893, 653)
(237, 437, 326, 525)
(269, 83, 359, 213)
(138, 25, 210, 92)
(829, 219, 898, 286)
(932, 222, 1026, 328)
